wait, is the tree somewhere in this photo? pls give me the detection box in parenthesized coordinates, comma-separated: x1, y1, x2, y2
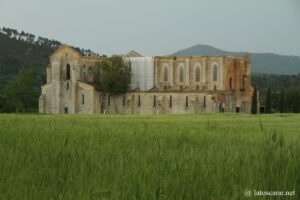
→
(279, 89, 285, 113)
(251, 87, 257, 114)
(96, 56, 130, 112)
(285, 87, 300, 113)
(0, 95, 8, 112)
(97, 56, 130, 95)
(265, 88, 272, 113)
(2, 68, 39, 112)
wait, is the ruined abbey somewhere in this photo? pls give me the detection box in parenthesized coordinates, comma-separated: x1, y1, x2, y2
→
(39, 45, 257, 114)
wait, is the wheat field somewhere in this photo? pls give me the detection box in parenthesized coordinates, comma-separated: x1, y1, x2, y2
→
(0, 114, 299, 199)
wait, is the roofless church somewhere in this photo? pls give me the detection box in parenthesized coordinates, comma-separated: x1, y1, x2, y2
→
(39, 45, 257, 114)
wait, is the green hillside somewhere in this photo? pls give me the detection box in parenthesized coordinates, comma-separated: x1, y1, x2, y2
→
(173, 44, 300, 75)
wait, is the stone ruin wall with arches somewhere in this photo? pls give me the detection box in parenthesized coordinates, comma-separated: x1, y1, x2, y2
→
(39, 45, 256, 114)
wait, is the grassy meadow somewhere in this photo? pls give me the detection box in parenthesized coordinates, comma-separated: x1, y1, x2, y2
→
(0, 113, 299, 199)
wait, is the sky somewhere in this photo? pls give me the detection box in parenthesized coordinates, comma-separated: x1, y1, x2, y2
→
(0, 0, 299, 56)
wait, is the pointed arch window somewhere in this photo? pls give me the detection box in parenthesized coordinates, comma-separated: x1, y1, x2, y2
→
(241, 75, 246, 91)
(66, 64, 71, 80)
(229, 77, 233, 90)
(196, 65, 201, 82)
(81, 94, 85, 104)
(180, 66, 184, 82)
(88, 67, 93, 81)
(138, 95, 141, 107)
(185, 96, 189, 108)
(82, 65, 86, 81)
(164, 65, 168, 82)
(213, 64, 218, 82)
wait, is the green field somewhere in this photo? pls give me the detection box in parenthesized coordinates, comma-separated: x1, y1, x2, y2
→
(0, 114, 299, 200)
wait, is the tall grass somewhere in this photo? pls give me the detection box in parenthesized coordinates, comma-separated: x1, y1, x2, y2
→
(0, 114, 299, 199)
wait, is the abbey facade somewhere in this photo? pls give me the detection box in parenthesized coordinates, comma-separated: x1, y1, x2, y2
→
(39, 45, 257, 114)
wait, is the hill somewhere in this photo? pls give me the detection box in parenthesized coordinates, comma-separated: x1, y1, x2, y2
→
(173, 44, 300, 75)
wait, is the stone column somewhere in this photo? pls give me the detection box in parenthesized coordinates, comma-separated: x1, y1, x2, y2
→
(51, 59, 61, 114)
(185, 58, 190, 86)
(47, 67, 51, 84)
(202, 57, 206, 83)
(219, 57, 224, 90)
(154, 58, 159, 87)
(170, 59, 174, 86)
(235, 59, 240, 95)
(71, 62, 80, 114)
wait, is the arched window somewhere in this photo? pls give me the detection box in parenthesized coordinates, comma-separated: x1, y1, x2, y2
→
(82, 65, 86, 81)
(241, 76, 246, 91)
(196, 65, 201, 82)
(138, 95, 141, 107)
(180, 66, 184, 82)
(164, 66, 168, 82)
(81, 94, 85, 104)
(66, 64, 71, 80)
(185, 96, 189, 108)
(88, 67, 93, 80)
(229, 77, 233, 90)
(213, 64, 218, 82)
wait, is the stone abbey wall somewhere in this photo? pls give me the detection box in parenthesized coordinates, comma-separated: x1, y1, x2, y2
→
(39, 45, 256, 114)
(99, 92, 236, 114)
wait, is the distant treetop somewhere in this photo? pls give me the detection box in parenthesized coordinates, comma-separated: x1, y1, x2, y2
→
(0, 27, 99, 57)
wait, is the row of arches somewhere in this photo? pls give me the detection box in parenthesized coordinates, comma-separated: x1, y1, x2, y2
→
(228, 76, 247, 90)
(163, 64, 218, 82)
(81, 65, 94, 81)
(65, 64, 94, 82)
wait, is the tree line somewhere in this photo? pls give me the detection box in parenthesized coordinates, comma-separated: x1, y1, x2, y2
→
(251, 73, 300, 114)
(0, 27, 97, 56)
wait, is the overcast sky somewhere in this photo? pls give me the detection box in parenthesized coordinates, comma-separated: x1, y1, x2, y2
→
(0, 0, 299, 56)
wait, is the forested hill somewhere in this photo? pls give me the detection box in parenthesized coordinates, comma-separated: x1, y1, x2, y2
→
(0, 27, 97, 71)
(173, 44, 300, 75)
(0, 27, 98, 112)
